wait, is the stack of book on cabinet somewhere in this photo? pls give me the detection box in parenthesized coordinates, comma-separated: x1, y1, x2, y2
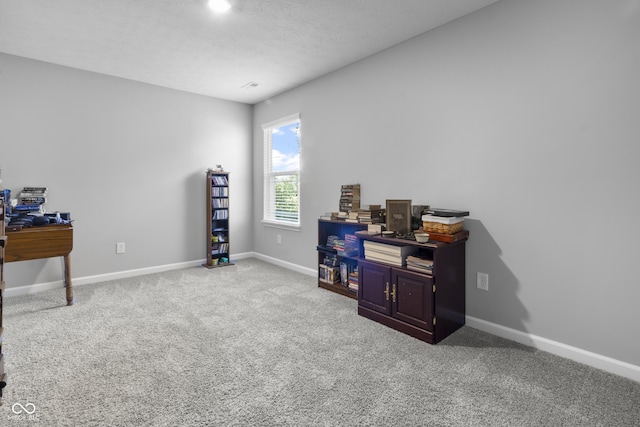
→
(345, 211, 360, 223)
(339, 184, 360, 213)
(358, 205, 384, 224)
(320, 212, 338, 220)
(406, 255, 434, 275)
(333, 234, 358, 257)
(15, 186, 47, 213)
(363, 240, 417, 266)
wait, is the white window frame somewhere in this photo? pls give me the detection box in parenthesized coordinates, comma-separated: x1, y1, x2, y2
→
(262, 113, 301, 229)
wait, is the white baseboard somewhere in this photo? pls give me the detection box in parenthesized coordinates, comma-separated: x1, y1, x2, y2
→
(4, 259, 205, 298)
(254, 255, 640, 383)
(466, 316, 640, 383)
(4, 252, 260, 299)
(251, 252, 316, 277)
(3, 252, 259, 299)
(4, 278, 70, 298)
(5, 254, 637, 383)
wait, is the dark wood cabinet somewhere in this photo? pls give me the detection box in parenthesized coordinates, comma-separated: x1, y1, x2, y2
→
(357, 232, 466, 344)
(393, 268, 434, 330)
(358, 260, 391, 313)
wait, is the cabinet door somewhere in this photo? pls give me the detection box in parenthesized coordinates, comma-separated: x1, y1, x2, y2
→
(392, 268, 434, 331)
(358, 260, 391, 315)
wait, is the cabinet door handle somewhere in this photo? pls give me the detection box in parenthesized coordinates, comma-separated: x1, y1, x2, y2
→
(384, 282, 390, 300)
(391, 284, 397, 303)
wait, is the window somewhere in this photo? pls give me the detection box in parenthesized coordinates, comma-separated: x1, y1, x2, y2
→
(262, 113, 300, 227)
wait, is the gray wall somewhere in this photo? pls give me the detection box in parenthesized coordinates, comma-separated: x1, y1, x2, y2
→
(1, 53, 253, 286)
(253, 0, 640, 366)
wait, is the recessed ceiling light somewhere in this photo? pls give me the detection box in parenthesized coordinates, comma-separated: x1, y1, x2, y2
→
(207, 0, 232, 13)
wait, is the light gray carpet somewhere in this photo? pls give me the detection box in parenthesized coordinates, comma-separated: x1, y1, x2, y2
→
(2, 258, 638, 426)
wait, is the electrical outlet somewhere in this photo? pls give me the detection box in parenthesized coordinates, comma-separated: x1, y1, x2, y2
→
(116, 242, 126, 254)
(277, 234, 282, 244)
(477, 272, 489, 291)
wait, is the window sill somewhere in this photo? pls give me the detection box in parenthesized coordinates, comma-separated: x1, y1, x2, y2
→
(261, 220, 301, 232)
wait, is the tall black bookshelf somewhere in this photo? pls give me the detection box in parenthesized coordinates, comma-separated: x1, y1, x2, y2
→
(203, 170, 233, 269)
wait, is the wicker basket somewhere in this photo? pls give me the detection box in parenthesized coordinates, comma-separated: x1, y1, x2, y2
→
(422, 214, 465, 235)
(423, 221, 463, 234)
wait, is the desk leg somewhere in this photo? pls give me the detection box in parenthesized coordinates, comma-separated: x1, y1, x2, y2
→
(64, 255, 75, 305)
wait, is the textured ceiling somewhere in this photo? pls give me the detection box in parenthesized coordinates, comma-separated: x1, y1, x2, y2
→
(0, 0, 499, 104)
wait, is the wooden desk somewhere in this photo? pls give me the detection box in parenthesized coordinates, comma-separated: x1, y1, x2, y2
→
(5, 224, 74, 305)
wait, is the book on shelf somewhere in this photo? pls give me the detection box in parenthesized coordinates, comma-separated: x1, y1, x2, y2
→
(323, 254, 339, 267)
(212, 198, 229, 208)
(340, 262, 349, 286)
(339, 184, 360, 212)
(406, 255, 434, 274)
(320, 212, 338, 220)
(326, 235, 340, 247)
(319, 264, 340, 284)
(340, 262, 358, 287)
(345, 211, 360, 222)
(348, 270, 359, 292)
(363, 252, 404, 266)
(363, 240, 406, 256)
(406, 265, 434, 275)
(406, 255, 433, 267)
(14, 204, 43, 212)
(213, 209, 228, 219)
(358, 208, 384, 224)
(16, 186, 48, 213)
(211, 175, 228, 186)
(20, 187, 47, 196)
(211, 243, 229, 255)
(339, 202, 355, 211)
(18, 197, 47, 204)
(363, 240, 418, 266)
(335, 234, 358, 256)
(344, 233, 358, 247)
(339, 204, 360, 212)
(336, 211, 349, 220)
(212, 187, 228, 197)
(331, 238, 345, 252)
